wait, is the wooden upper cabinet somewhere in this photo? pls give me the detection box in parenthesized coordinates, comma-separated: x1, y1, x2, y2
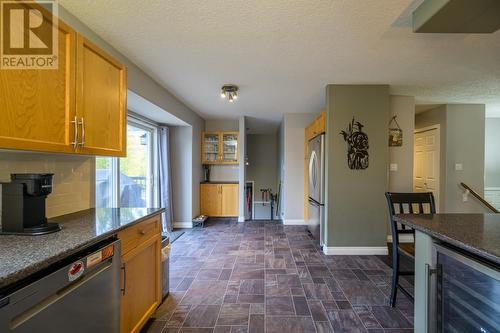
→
(202, 132, 220, 164)
(221, 132, 239, 164)
(76, 35, 127, 156)
(0, 12, 127, 157)
(201, 131, 239, 164)
(0, 19, 76, 153)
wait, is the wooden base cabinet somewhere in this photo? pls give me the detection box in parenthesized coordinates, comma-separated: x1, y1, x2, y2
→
(200, 183, 239, 217)
(118, 215, 161, 333)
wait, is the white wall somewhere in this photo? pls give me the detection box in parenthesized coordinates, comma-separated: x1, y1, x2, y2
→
(389, 96, 415, 192)
(57, 5, 205, 222)
(416, 104, 487, 213)
(485, 118, 500, 187)
(277, 121, 285, 218)
(170, 126, 193, 226)
(282, 113, 316, 224)
(238, 117, 246, 221)
(246, 134, 279, 194)
(206, 119, 239, 132)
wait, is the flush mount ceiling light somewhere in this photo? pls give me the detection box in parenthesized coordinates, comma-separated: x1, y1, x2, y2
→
(220, 84, 239, 103)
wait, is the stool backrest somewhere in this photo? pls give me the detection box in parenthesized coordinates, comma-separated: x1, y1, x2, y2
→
(385, 192, 436, 244)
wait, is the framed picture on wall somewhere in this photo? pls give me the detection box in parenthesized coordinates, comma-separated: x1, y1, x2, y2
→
(388, 116, 403, 147)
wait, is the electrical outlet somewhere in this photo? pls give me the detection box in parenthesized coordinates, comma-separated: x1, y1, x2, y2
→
(390, 163, 398, 172)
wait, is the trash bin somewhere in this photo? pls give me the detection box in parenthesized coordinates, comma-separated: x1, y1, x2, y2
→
(161, 234, 170, 300)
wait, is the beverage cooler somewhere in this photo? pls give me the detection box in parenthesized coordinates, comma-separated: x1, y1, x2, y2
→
(428, 244, 500, 333)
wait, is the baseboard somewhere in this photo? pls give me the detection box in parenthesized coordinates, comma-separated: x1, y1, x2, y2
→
(238, 216, 245, 222)
(283, 219, 306, 225)
(323, 246, 388, 255)
(173, 222, 193, 228)
(387, 234, 414, 243)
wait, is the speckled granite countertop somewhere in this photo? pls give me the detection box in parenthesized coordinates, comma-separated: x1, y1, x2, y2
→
(0, 207, 164, 293)
(200, 181, 239, 184)
(395, 214, 500, 266)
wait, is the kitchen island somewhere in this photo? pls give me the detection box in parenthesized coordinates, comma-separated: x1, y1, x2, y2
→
(395, 214, 500, 333)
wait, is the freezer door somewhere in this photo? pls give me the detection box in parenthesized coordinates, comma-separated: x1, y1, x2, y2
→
(307, 198, 324, 246)
(308, 134, 325, 204)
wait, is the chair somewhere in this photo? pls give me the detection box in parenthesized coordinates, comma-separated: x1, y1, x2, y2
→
(385, 192, 436, 307)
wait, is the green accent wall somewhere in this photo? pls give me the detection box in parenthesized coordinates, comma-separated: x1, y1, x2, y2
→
(325, 85, 389, 247)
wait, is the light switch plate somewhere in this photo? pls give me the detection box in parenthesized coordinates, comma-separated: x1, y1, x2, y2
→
(390, 163, 398, 172)
(455, 163, 463, 171)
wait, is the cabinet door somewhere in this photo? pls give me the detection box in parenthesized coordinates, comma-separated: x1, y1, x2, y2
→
(0, 19, 76, 153)
(202, 132, 221, 163)
(120, 236, 161, 333)
(76, 35, 127, 156)
(221, 184, 239, 217)
(200, 184, 221, 216)
(221, 132, 239, 164)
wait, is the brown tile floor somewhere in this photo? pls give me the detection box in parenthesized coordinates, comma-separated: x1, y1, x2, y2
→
(142, 219, 414, 333)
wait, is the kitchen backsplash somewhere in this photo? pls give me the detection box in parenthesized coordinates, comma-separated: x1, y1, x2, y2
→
(0, 151, 95, 220)
(209, 165, 239, 182)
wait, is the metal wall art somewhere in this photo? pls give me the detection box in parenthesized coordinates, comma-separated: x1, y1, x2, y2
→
(388, 115, 403, 147)
(340, 117, 369, 170)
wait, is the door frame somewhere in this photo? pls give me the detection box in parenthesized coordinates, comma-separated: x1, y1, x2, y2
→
(414, 124, 441, 212)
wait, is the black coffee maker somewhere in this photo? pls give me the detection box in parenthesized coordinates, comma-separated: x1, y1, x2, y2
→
(1, 173, 61, 235)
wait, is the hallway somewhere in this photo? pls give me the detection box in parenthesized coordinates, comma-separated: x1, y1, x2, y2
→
(144, 220, 414, 333)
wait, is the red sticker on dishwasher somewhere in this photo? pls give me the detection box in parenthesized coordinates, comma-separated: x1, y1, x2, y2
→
(68, 261, 84, 281)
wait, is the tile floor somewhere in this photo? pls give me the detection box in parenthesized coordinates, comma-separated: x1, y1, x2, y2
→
(143, 219, 414, 333)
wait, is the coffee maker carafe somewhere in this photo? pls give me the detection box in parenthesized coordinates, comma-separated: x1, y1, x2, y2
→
(1, 173, 61, 235)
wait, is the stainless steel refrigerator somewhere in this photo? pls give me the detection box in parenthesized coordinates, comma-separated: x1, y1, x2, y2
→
(307, 134, 325, 247)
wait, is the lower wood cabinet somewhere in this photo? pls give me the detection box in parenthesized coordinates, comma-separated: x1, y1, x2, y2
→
(200, 183, 239, 217)
(118, 215, 161, 333)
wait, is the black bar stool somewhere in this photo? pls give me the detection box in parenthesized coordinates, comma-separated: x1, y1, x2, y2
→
(385, 192, 436, 307)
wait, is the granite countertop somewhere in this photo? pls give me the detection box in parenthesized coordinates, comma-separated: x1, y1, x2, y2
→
(0, 207, 164, 293)
(394, 214, 500, 265)
(200, 181, 239, 184)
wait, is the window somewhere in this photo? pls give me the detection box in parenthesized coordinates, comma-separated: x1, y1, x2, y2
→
(96, 118, 157, 208)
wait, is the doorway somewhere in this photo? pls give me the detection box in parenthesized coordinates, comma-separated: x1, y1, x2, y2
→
(413, 126, 440, 211)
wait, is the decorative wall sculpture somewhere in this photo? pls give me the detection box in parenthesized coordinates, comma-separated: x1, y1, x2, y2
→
(340, 117, 369, 170)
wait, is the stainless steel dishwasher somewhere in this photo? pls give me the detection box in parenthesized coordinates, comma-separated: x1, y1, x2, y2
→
(0, 238, 121, 333)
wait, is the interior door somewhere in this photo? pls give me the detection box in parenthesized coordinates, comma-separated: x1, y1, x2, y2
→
(0, 18, 76, 153)
(414, 128, 440, 211)
(76, 35, 127, 157)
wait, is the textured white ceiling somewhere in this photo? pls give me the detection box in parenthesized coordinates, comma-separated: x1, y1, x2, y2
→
(58, 0, 500, 131)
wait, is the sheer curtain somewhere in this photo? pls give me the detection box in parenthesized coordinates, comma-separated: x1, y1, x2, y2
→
(158, 126, 174, 232)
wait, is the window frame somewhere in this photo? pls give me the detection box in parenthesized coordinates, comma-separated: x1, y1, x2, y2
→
(97, 114, 159, 208)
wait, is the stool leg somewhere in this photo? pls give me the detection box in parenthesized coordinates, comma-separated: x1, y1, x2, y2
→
(390, 250, 399, 307)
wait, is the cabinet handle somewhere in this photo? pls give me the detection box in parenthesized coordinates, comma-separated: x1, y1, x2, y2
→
(139, 230, 146, 235)
(121, 263, 127, 296)
(70, 116, 78, 150)
(78, 117, 85, 147)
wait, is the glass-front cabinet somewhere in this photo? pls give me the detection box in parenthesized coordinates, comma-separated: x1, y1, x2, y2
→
(202, 132, 220, 163)
(222, 133, 238, 163)
(202, 131, 239, 164)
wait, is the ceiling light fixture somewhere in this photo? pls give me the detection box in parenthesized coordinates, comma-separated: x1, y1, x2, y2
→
(220, 84, 239, 103)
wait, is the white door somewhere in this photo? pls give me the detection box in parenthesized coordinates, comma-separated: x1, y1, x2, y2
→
(413, 127, 440, 211)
